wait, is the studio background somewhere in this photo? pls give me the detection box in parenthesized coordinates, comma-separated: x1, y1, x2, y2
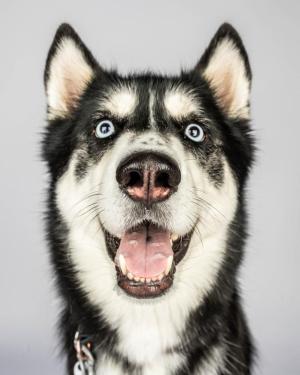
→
(0, 1, 299, 374)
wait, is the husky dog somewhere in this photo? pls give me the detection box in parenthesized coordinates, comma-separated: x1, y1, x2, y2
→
(43, 23, 255, 374)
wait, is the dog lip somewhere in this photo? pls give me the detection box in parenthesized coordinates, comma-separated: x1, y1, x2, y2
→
(116, 266, 175, 298)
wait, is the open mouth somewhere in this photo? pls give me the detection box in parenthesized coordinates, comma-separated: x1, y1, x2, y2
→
(104, 221, 193, 298)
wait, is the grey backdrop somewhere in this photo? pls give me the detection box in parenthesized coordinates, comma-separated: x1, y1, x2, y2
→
(0, 1, 299, 374)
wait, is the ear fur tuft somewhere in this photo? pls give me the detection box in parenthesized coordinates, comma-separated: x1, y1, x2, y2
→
(196, 23, 252, 119)
(44, 23, 99, 120)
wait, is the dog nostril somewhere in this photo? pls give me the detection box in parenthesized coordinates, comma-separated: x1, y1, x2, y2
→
(117, 168, 143, 188)
(156, 169, 181, 189)
(127, 170, 143, 188)
(155, 171, 170, 188)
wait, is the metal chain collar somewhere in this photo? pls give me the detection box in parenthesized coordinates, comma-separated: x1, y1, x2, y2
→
(73, 331, 95, 375)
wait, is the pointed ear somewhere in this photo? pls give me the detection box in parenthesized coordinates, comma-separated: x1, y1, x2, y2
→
(44, 23, 99, 120)
(195, 23, 252, 119)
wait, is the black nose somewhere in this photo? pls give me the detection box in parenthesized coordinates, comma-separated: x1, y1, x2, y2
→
(116, 152, 181, 205)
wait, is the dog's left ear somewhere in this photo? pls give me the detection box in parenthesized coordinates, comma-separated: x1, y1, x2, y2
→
(195, 23, 251, 119)
(44, 23, 99, 120)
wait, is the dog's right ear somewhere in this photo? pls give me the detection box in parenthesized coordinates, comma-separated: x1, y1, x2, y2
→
(195, 23, 251, 120)
(44, 23, 99, 120)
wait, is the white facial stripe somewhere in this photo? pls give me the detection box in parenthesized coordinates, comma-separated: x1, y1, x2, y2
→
(164, 88, 201, 119)
(47, 38, 94, 120)
(149, 89, 156, 127)
(203, 38, 250, 119)
(100, 87, 137, 118)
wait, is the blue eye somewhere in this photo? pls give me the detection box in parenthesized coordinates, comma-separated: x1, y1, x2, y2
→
(185, 123, 205, 142)
(95, 120, 115, 138)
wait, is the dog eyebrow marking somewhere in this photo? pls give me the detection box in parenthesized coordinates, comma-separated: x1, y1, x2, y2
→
(164, 88, 201, 120)
(100, 87, 137, 118)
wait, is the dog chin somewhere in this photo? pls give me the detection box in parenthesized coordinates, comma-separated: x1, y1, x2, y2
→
(103, 220, 194, 298)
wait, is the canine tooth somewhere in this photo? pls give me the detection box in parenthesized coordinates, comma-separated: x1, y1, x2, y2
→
(158, 273, 164, 281)
(118, 254, 127, 275)
(127, 272, 133, 280)
(171, 233, 179, 241)
(165, 255, 173, 275)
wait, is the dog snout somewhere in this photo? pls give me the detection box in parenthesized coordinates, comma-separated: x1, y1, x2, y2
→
(116, 152, 181, 205)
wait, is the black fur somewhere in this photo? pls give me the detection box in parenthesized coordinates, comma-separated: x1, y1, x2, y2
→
(43, 23, 255, 374)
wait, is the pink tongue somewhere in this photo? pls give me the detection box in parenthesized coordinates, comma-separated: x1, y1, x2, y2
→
(116, 225, 173, 278)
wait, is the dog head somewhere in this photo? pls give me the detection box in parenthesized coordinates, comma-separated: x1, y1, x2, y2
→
(43, 24, 253, 306)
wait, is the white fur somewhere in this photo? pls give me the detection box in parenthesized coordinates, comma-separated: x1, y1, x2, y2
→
(100, 87, 137, 118)
(149, 89, 156, 127)
(96, 353, 184, 375)
(56, 122, 238, 373)
(202, 38, 250, 119)
(196, 346, 226, 375)
(46, 38, 94, 119)
(164, 87, 201, 119)
(95, 356, 123, 375)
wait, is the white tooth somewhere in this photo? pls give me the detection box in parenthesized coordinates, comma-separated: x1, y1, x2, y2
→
(158, 273, 164, 281)
(119, 254, 127, 275)
(140, 277, 145, 283)
(127, 272, 133, 280)
(151, 276, 157, 282)
(146, 278, 151, 283)
(134, 276, 140, 282)
(171, 233, 179, 241)
(165, 255, 173, 275)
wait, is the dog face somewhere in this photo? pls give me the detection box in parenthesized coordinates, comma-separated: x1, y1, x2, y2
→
(43, 24, 253, 316)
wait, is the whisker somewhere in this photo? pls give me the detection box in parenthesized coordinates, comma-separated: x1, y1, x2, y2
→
(77, 202, 99, 218)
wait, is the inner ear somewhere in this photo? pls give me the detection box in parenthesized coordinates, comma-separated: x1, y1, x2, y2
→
(44, 23, 99, 120)
(195, 23, 252, 119)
